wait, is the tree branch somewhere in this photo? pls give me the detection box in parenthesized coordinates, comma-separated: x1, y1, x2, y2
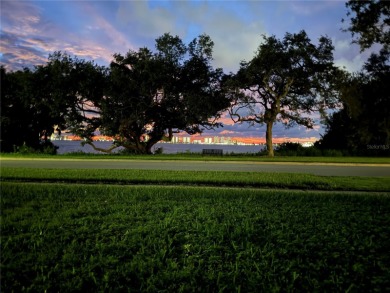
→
(84, 141, 119, 154)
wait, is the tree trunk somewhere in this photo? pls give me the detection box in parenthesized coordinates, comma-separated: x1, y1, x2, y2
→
(146, 133, 164, 154)
(145, 144, 153, 155)
(266, 121, 274, 157)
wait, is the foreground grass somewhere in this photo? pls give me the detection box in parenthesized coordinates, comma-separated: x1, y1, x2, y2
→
(1, 182, 390, 292)
(2, 167, 390, 192)
(2, 152, 390, 164)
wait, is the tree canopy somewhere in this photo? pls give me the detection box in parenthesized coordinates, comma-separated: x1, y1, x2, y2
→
(1, 66, 63, 152)
(227, 30, 339, 156)
(92, 33, 226, 154)
(319, 0, 390, 156)
(319, 50, 390, 155)
(344, 0, 390, 53)
(1, 34, 229, 154)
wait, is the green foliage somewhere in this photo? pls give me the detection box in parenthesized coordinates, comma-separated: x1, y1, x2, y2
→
(298, 146, 323, 157)
(1, 36, 229, 155)
(0, 66, 59, 152)
(1, 182, 390, 291)
(276, 142, 304, 155)
(319, 55, 390, 156)
(0, 54, 106, 153)
(154, 147, 164, 154)
(12, 143, 37, 154)
(275, 143, 345, 157)
(13, 142, 58, 155)
(228, 30, 339, 156)
(100, 33, 229, 154)
(344, 0, 390, 53)
(324, 1, 390, 157)
(38, 52, 107, 146)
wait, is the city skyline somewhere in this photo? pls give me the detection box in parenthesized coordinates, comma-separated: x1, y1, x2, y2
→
(52, 132, 318, 146)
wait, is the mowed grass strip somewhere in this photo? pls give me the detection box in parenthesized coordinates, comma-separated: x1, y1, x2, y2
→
(1, 182, 390, 292)
(1, 167, 390, 191)
(1, 153, 390, 164)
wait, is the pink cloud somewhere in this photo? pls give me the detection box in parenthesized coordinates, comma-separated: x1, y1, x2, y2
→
(216, 112, 235, 126)
(0, 1, 137, 71)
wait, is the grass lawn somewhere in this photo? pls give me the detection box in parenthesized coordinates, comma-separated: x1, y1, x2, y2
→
(1, 162, 389, 291)
(1, 182, 390, 292)
(2, 167, 390, 192)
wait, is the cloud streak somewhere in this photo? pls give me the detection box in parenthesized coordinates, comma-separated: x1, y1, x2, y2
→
(0, 1, 134, 70)
(115, 1, 265, 72)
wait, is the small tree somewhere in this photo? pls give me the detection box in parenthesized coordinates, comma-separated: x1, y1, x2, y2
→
(228, 31, 339, 156)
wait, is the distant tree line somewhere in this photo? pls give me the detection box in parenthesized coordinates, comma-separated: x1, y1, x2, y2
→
(1, 0, 389, 156)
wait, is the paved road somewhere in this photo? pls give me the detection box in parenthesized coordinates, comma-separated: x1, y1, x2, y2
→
(1, 158, 390, 177)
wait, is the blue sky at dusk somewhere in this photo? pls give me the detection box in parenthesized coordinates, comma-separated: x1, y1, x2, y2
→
(0, 0, 374, 141)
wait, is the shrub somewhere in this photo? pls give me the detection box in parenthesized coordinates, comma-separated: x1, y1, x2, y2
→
(323, 149, 344, 157)
(301, 146, 322, 157)
(13, 141, 58, 155)
(154, 147, 164, 154)
(275, 142, 303, 156)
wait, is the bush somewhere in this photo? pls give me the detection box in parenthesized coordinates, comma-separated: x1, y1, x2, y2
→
(13, 143, 37, 154)
(40, 141, 58, 155)
(275, 143, 348, 157)
(301, 146, 322, 157)
(275, 142, 304, 156)
(154, 147, 164, 154)
(323, 149, 344, 157)
(13, 141, 58, 155)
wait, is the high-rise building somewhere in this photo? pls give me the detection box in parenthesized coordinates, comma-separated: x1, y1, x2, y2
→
(205, 137, 212, 144)
(172, 136, 179, 144)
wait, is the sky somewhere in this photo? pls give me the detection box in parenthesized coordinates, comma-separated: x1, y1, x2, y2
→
(0, 0, 375, 143)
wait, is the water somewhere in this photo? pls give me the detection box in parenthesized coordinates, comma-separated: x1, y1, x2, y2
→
(52, 140, 265, 154)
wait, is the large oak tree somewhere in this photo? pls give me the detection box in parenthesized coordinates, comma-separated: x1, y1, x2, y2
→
(228, 31, 339, 156)
(74, 33, 229, 154)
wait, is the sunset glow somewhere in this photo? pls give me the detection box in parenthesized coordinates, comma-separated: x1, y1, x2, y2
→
(57, 134, 318, 146)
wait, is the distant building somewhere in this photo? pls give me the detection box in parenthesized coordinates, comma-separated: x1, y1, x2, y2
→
(301, 142, 314, 147)
(172, 136, 179, 144)
(205, 137, 212, 144)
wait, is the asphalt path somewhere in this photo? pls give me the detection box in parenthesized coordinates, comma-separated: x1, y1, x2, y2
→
(1, 158, 390, 177)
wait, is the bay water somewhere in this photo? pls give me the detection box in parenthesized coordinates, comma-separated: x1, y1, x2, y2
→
(52, 140, 264, 154)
